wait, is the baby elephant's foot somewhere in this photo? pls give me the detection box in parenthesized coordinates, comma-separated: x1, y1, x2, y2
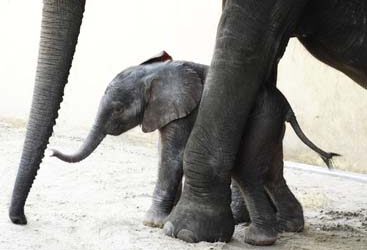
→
(277, 216, 304, 233)
(244, 224, 277, 246)
(231, 199, 250, 225)
(143, 206, 170, 228)
(164, 195, 234, 243)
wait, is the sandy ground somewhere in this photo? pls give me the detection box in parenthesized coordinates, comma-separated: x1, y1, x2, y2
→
(0, 119, 366, 250)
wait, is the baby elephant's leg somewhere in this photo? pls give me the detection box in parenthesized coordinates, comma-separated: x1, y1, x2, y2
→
(232, 115, 282, 246)
(230, 181, 250, 224)
(144, 117, 193, 228)
(265, 143, 304, 232)
(232, 85, 298, 245)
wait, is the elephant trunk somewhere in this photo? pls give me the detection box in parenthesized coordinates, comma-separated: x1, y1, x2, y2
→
(50, 126, 106, 163)
(9, 0, 85, 225)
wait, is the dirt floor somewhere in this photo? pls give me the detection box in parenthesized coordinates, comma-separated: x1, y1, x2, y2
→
(0, 119, 366, 250)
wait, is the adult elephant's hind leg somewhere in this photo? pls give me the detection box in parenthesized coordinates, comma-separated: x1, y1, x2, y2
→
(164, 0, 308, 244)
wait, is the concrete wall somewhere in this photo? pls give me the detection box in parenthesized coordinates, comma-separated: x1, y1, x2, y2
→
(0, 1, 366, 173)
(0, 0, 220, 124)
(278, 40, 367, 173)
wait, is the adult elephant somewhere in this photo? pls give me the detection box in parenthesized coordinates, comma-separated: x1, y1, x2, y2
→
(9, 0, 367, 246)
(165, 0, 367, 245)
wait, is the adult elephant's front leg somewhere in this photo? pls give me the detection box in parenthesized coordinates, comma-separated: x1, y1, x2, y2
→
(164, 0, 308, 244)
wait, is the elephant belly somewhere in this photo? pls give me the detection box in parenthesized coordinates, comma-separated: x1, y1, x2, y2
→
(296, 0, 367, 88)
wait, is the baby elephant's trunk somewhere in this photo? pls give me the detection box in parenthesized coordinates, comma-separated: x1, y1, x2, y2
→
(51, 126, 106, 163)
(285, 110, 340, 169)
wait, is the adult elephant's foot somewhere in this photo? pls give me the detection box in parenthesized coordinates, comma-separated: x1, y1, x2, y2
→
(163, 193, 235, 243)
(143, 206, 170, 228)
(244, 224, 277, 246)
(277, 215, 304, 232)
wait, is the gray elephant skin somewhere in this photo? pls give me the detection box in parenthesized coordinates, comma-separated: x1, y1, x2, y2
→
(9, 0, 366, 247)
(51, 52, 338, 245)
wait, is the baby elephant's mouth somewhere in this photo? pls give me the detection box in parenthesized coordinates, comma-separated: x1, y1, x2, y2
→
(108, 122, 126, 136)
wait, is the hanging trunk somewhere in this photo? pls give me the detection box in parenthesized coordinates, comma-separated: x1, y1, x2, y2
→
(9, 0, 86, 224)
(51, 126, 106, 163)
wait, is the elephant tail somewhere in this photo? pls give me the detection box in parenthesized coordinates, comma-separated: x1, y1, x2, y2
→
(285, 109, 340, 169)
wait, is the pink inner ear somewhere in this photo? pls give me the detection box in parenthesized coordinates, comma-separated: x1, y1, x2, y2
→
(161, 51, 172, 61)
(140, 51, 173, 65)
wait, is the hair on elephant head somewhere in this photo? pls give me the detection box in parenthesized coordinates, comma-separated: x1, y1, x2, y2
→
(51, 51, 205, 163)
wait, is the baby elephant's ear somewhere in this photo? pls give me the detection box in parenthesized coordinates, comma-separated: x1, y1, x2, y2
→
(140, 51, 172, 65)
(142, 64, 203, 132)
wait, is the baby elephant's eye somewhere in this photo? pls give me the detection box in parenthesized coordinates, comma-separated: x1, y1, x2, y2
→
(113, 107, 124, 115)
(111, 101, 124, 116)
(114, 106, 123, 113)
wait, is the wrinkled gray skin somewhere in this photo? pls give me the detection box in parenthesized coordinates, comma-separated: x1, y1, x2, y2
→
(166, 0, 367, 246)
(51, 59, 207, 228)
(51, 58, 337, 237)
(9, 0, 366, 247)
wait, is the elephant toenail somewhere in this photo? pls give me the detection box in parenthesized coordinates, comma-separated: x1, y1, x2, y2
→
(177, 229, 197, 243)
(163, 221, 175, 236)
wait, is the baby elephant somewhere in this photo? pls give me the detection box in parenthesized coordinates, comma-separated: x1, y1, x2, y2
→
(51, 52, 338, 246)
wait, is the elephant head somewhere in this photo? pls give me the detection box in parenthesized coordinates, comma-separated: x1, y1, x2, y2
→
(50, 52, 204, 163)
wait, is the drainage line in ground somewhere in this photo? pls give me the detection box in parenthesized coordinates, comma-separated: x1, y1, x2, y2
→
(285, 161, 367, 184)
